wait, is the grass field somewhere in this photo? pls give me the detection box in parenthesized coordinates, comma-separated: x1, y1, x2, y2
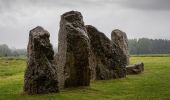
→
(0, 56, 170, 100)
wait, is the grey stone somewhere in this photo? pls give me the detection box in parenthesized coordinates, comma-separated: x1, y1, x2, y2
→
(111, 29, 129, 65)
(55, 11, 91, 88)
(89, 49, 97, 80)
(86, 25, 126, 80)
(24, 26, 59, 94)
(126, 62, 144, 74)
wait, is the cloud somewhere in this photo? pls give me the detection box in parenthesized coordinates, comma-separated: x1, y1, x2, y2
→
(0, 0, 170, 48)
(115, 0, 170, 11)
(1, 0, 170, 12)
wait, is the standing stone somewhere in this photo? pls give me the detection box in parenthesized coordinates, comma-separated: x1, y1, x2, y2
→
(86, 25, 126, 80)
(89, 49, 97, 80)
(111, 29, 129, 65)
(24, 26, 59, 94)
(56, 11, 91, 88)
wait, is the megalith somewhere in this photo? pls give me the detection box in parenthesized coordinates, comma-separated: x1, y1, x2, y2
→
(111, 29, 129, 65)
(56, 11, 91, 88)
(126, 62, 144, 74)
(24, 26, 59, 94)
(86, 25, 126, 80)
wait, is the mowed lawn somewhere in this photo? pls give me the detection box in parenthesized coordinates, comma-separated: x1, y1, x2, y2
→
(0, 56, 170, 100)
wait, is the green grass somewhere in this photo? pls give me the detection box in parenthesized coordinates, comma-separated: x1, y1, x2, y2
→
(131, 54, 170, 57)
(0, 56, 170, 100)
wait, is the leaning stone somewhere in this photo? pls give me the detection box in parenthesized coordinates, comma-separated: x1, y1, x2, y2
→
(24, 26, 59, 94)
(126, 62, 144, 74)
(55, 11, 91, 88)
(86, 25, 126, 80)
(111, 29, 129, 65)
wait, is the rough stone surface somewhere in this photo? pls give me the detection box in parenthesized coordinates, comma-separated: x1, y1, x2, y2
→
(89, 47, 97, 80)
(56, 11, 91, 88)
(86, 25, 126, 80)
(126, 62, 144, 74)
(24, 26, 59, 94)
(111, 29, 129, 65)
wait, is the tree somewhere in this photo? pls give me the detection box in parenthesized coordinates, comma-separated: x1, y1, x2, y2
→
(128, 38, 170, 54)
(0, 44, 11, 57)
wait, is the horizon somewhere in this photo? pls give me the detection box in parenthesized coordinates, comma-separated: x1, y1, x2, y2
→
(1, 37, 170, 49)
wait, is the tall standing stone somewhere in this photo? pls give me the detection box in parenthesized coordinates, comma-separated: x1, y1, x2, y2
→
(86, 25, 126, 80)
(111, 29, 129, 65)
(56, 11, 91, 88)
(24, 26, 59, 94)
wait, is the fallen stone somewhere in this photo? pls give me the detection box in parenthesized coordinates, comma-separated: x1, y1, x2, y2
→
(126, 62, 144, 74)
(86, 25, 126, 80)
(111, 29, 129, 65)
(55, 11, 91, 88)
(24, 26, 59, 94)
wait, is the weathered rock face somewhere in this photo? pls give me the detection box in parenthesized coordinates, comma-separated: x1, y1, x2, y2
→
(86, 25, 126, 80)
(111, 29, 129, 65)
(56, 11, 91, 88)
(24, 26, 59, 94)
(89, 49, 97, 80)
(126, 62, 144, 74)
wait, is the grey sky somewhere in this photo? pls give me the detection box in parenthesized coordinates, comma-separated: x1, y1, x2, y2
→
(0, 0, 170, 48)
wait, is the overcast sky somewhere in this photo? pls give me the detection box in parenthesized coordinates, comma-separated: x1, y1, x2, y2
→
(0, 0, 170, 48)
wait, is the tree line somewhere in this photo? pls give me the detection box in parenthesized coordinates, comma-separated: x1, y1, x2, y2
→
(128, 38, 170, 54)
(0, 38, 170, 57)
(0, 44, 26, 57)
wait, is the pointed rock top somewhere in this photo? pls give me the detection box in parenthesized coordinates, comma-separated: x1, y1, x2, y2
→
(61, 11, 83, 22)
(29, 26, 50, 38)
(111, 29, 126, 38)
